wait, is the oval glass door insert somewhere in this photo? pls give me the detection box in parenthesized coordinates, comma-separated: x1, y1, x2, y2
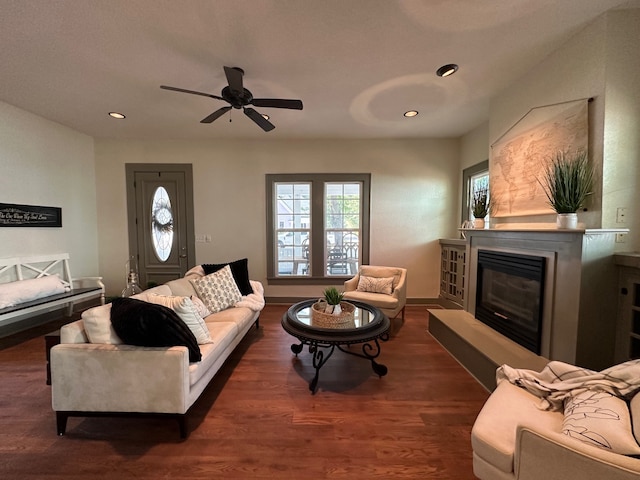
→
(151, 186, 174, 262)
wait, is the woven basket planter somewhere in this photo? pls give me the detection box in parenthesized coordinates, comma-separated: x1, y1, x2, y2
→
(311, 300, 355, 328)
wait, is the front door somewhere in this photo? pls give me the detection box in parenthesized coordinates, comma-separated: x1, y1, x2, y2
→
(125, 164, 195, 288)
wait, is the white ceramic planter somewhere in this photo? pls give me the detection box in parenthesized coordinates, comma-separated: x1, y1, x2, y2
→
(556, 213, 578, 229)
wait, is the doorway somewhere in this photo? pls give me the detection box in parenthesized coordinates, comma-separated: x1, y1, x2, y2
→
(125, 164, 195, 288)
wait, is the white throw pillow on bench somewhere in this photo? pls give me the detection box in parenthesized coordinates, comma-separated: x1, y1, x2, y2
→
(0, 274, 69, 309)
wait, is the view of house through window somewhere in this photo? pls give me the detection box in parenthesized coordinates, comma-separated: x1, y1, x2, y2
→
(267, 174, 370, 281)
(461, 160, 489, 224)
(470, 172, 489, 221)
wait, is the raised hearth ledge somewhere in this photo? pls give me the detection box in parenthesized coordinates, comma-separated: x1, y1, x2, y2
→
(427, 309, 548, 391)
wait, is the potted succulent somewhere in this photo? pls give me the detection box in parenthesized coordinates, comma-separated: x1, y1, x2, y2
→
(471, 186, 490, 229)
(538, 150, 594, 229)
(323, 286, 344, 314)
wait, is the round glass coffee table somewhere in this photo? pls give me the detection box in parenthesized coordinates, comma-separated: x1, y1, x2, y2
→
(281, 299, 390, 393)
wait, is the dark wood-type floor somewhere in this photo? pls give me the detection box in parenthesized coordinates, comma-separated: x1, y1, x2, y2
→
(0, 305, 489, 479)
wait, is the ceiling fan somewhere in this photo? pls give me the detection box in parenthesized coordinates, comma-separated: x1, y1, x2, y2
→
(160, 66, 303, 132)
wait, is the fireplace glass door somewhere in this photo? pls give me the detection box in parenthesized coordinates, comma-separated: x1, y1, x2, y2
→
(475, 250, 545, 354)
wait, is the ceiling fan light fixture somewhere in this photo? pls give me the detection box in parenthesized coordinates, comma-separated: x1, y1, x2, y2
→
(108, 112, 126, 119)
(436, 64, 459, 77)
(404, 110, 419, 117)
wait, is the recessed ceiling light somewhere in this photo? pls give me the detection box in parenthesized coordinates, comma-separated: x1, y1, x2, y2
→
(108, 112, 126, 119)
(404, 110, 419, 117)
(436, 64, 459, 77)
(261, 114, 270, 120)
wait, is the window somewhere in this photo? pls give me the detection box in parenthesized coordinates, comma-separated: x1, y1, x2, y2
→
(461, 160, 489, 223)
(150, 186, 174, 262)
(266, 174, 370, 283)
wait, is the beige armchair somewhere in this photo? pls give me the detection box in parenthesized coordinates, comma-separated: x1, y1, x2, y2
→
(343, 265, 407, 320)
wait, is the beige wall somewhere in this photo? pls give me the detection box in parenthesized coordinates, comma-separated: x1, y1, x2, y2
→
(487, 8, 640, 252)
(95, 138, 460, 299)
(0, 100, 99, 276)
(602, 8, 640, 248)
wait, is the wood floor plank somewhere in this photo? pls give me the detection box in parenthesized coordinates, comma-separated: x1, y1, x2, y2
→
(0, 305, 488, 479)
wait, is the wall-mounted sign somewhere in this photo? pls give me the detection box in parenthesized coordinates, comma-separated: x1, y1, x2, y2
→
(0, 203, 62, 227)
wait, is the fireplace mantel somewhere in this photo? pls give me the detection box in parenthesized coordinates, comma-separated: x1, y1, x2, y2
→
(461, 227, 627, 370)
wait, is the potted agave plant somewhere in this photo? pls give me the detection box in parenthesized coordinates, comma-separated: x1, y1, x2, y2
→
(539, 150, 594, 229)
(323, 286, 344, 315)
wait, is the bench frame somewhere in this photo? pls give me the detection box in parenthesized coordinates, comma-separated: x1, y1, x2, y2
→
(0, 254, 105, 330)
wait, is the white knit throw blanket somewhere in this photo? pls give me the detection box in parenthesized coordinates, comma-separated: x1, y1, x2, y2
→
(496, 359, 640, 411)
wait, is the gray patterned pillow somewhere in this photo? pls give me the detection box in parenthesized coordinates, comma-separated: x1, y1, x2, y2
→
(190, 265, 242, 314)
(356, 275, 394, 295)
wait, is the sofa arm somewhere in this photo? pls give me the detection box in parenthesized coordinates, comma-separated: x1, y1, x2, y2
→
(51, 343, 190, 414)
(515, 424, 640, 480)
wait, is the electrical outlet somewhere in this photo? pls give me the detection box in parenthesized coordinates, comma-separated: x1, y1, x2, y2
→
(615, 233, 627, 243)
(616, 207, 627, 223)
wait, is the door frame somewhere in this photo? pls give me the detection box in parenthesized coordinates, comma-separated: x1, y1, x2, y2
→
(125, 163, 196, 282)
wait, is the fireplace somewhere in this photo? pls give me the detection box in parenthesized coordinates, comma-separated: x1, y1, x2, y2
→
(475, 250, 546, 354)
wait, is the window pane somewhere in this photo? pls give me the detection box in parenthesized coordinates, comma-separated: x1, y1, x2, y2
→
(151, 186, 174, 262)
(275, 182, 311, 277)
(470, 173, 490, 221)
(325, 182, 361, 276)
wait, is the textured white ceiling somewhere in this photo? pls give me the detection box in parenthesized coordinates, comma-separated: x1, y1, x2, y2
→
(0, 0, 635, 139)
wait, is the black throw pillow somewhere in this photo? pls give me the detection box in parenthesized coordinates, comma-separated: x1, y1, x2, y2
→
(202, 258, 252, 296)
(110, 297, 201, 362)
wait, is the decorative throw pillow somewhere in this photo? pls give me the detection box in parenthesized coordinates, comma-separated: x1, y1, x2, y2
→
(110, 297, 201, 362)
(356, 275, 394, 295)
(190, 265, 242, 314)
(81, 302, 122, 344)
(562, 390, 640, 455)
(0, 274, 69, 308)
(202, 258, 252, 296)
(190, 295, 211, 318)
(146, 293, 213, 344)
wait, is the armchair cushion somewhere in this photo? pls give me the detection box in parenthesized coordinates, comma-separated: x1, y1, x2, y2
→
(357, 275, 394, 294)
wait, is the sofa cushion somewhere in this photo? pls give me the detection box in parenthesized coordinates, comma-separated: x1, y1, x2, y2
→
(81, 302, 123, 344)
(202, 258, 252, 296)
(110, 297, 201, 362)
(562, 390, 640, 455)
(145, 293, 213, 345)
(165, 278, 198, 297)
(471, 381, 564, 474)
(188, 321, 237, 386)
(343, 291, 399, 310)
(356, 275, 394, 294)
(0, 274, 69, 308)
(190, 265, 242, 314)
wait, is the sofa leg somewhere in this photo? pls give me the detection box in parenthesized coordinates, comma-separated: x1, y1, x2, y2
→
(177, 415, 188, 439)
(255, 318, 260, 329)
(56, 412, 68, 436)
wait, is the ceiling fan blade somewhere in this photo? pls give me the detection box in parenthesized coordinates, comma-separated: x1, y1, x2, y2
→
(224, 66, 244, 94)
(251, 98, 303, 110)
(244, 107, 275, 132)
(200, 106, 232, 123)
(160, 85, 224, 101)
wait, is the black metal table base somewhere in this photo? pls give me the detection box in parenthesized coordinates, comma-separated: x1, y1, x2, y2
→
(291, 332, 389, 393)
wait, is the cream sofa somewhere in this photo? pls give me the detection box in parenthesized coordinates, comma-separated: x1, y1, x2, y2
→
(51, 268, 264, 438)
(472, 380, 640, 479)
